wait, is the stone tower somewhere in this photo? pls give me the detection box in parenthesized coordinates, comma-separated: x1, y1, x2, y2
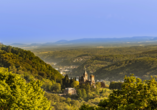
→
(83, 70, 88, 82)
(90, 74, 95, 85)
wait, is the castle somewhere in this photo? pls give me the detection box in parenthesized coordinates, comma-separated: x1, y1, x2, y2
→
(79, 70, 95, 86)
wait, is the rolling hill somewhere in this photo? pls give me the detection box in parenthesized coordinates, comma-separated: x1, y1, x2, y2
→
(71, 49, 157, 80)
(0, 44, 63, 81)
(94, 57, 157, 81)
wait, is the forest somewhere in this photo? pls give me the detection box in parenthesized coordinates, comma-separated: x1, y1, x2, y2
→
(0, 44, 112, 109)
(0, 45, 63, 81)
(2, 44, 157, 109)
(32, 45, 157, 81)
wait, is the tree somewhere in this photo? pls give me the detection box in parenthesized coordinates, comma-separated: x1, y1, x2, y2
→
(109, 81, 123, 90)
(82, 89, 87, 99)
(0, 67, 51, 110)
(80, 74, 157, 110)
(77, 89, 82, 98)
(62, 74, 70, 89)
(52, 83, 61, 92)
(79, 104, 96, 110)
(71, 81, 79, 88)
(98, 74, 157, 109)
(96, 82, 101, 89)
(85, 83, 91, 94)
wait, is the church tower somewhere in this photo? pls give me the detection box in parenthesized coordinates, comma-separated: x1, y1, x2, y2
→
(83, 69, 88, 82)
(90, 74, 95, 85)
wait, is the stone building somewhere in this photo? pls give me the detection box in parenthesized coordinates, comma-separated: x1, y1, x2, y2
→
(64, 88, 77, 95)
(79, 70, 95, 86)
(100, 82, 106, 88)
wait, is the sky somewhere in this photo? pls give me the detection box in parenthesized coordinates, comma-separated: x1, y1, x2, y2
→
(0, 0, 157, 44)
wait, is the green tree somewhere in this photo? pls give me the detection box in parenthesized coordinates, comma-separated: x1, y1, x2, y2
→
(77, 89, 82, 98)
(96, 82, 101, 90)
(66, 97, 71, 104)
(85, 84, 91, 94)
(0, 67, 51, 110)
(79, 104, 96, 110)
(71, 81, 79, 88)
(82, 89, 87, 99)
(98, 74, 157, 109)
(80, 74, 157, 110)
(62, 74, 70, 88)
(52, 83, 61, 92)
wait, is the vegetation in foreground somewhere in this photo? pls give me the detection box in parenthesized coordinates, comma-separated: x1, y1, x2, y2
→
(80, 74, 157, 110)
(0, 67, 51, 110)
(0, 67, 112, 110)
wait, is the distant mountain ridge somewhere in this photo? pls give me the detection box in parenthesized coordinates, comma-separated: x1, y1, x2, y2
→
(10, 36, 157, 47)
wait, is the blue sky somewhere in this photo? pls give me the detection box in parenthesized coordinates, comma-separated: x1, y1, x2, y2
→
(0, 0, 157, 44)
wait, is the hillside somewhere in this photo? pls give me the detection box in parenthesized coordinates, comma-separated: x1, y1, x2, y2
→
(94, 57, 157, 81)
(56, 54, 92, 66)
(71, 54, 135, 76)
(71, 49, 157, 80)
(34, 45, 157, 63)
(0, 45, 63, 81)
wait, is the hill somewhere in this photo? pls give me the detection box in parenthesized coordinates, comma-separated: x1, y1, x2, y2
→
(71, 49, 157, 80)
(0, 45, 63, 81)
(56, 54, 92, 66)
(34, 45, 157, 63)
(94, 57, 157, 81)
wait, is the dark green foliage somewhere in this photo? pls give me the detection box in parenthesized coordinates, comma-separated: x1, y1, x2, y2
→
(61, 74, 76, 89)
(52, 83, 61, 92)
(95, 57, 157, 80)
(86, 84, 91, 94)
(77, 89, 83, 98)
(79, 104, 96, 110)
(62, 74, 70, 88)
(109, 81, 123, 90)
(0, 45, 63, 81)
(82, 89, 87, 99)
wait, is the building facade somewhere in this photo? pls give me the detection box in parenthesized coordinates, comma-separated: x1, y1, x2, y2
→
(64, 88, 77, 95)
(79, 70, 95, 86)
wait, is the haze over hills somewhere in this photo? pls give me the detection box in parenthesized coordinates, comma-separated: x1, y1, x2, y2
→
(7, 37, 157, 82)
(10, 36, 157, 48)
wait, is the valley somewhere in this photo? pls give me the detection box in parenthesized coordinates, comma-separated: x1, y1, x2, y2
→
(32, 45, 157, 81)
(2, 43, 157, 109)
